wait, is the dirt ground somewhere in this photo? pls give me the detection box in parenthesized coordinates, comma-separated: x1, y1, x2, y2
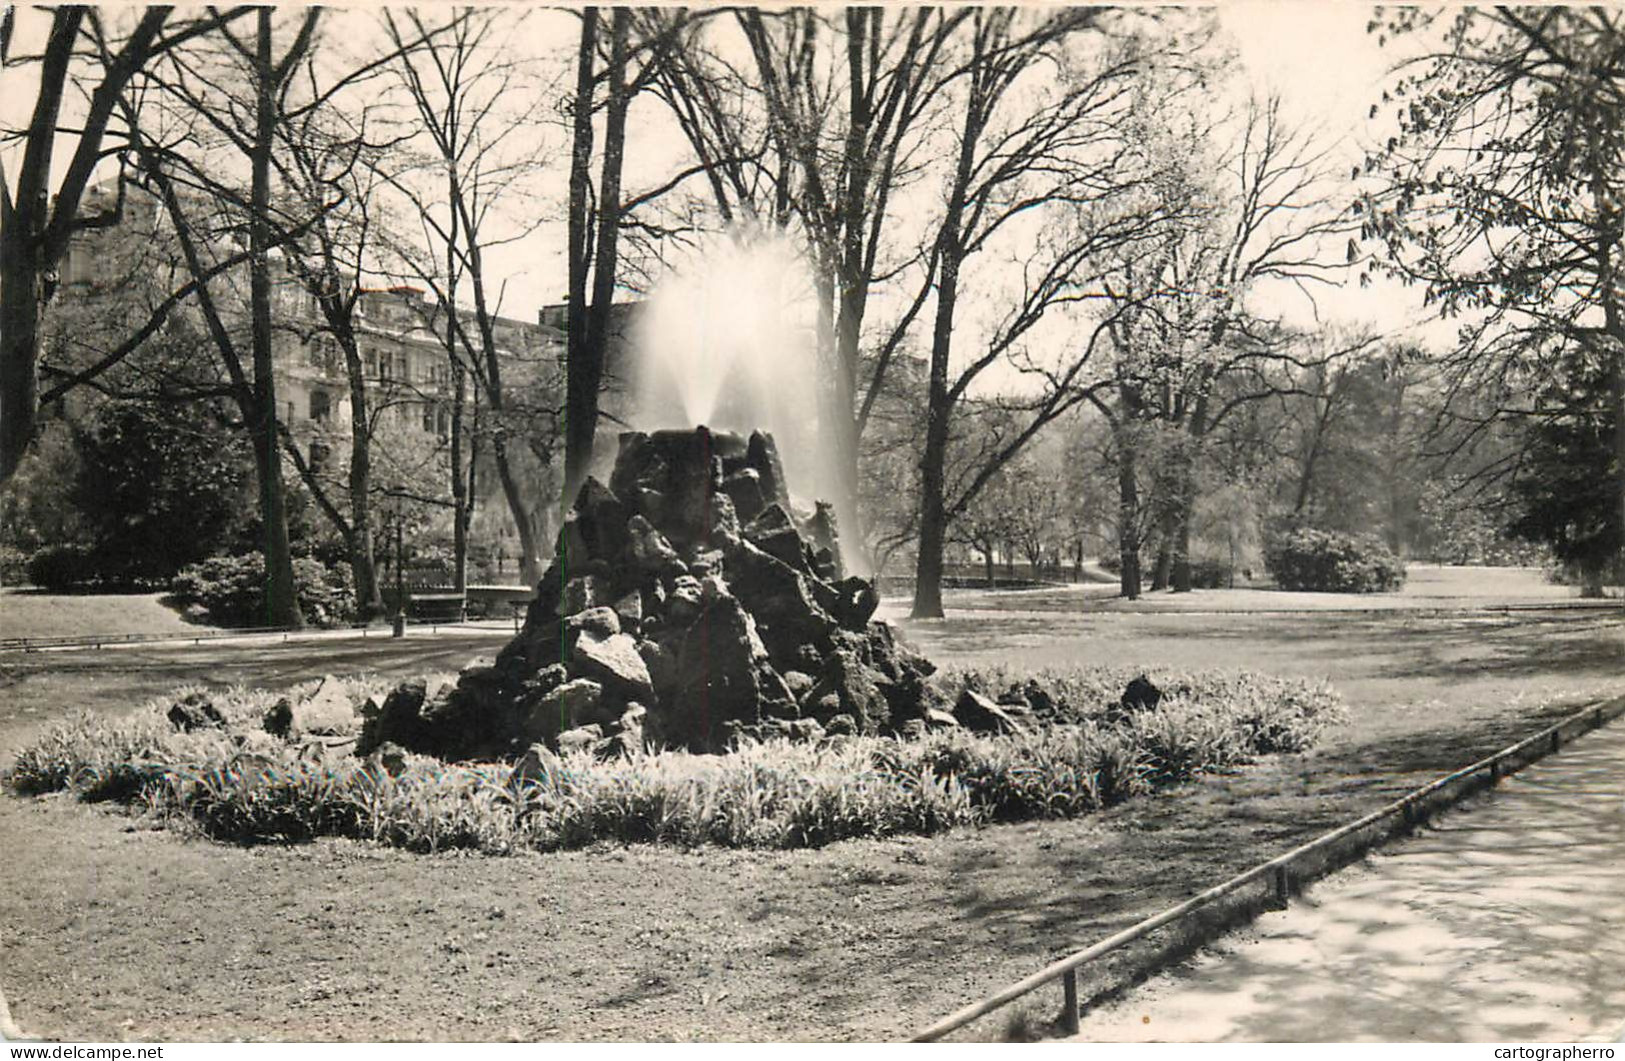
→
(1, 580, 1621, 1042)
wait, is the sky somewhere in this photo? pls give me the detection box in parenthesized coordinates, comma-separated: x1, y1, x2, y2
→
(1, 3, 1457, 349)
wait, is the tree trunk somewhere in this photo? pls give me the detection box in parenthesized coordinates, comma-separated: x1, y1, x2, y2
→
(909, 244, 961, 620)
(0, 11, 80, 485)
(249, 11, 302, 630)
(563, 7, 620, 505)
(1171, 470, 1194, 593)
(1116, 429, 1141, 600)
(1150, 540, 1171, 592)
(984, 547, 995, 588)
(340, 331, 383, 622)
(1615, 347, 1625, 589)
(492, 432, 542, 585)
(0, 227, 44, 487)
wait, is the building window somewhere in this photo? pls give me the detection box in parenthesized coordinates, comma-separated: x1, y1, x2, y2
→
(309, 390, 331, 424)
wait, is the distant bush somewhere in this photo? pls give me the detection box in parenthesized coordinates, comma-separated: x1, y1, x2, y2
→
(25, 543, 98, 591)
(1264, 528, 1406, 593)
(0, 544, 29, 586)
(171, 553, 355, 628)
(1187, 557, 1231, 589)
(7, 666, 1344, 852)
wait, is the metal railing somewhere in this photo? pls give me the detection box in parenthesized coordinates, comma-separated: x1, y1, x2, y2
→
(911, 695, 1625, 1042)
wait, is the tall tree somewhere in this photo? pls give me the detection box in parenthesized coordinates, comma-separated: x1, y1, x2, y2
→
(561, 7, 697, 503)
(908, 8, 1195, 618)
(119, 7, 323, 627)
(1089, 95, 1353, 596)
(649, 8, 967, 556)
(379, 7, 555, 584)
(1365, 7, 1625, 583)
(0, 6, 250, 483)
(269, 96, 394, 622)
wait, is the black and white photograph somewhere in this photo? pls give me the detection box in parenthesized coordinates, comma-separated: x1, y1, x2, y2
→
(1, 1, 1623, 1046)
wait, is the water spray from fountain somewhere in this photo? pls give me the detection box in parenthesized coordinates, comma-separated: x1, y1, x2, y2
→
(628, 230, 837, 515)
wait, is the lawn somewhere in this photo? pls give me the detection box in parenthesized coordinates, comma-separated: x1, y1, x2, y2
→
(0, 570, 1621, 1041)
(0, 588, 219, 641)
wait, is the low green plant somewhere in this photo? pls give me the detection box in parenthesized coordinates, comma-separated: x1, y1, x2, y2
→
(6, 666, 1344, 854)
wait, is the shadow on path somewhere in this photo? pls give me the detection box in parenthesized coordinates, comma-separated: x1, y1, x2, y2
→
(1071, 720, 1625, 1042)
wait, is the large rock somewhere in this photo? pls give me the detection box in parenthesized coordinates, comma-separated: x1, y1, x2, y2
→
(831, 576, 880, 631)
(525, 677, 608, 744)
(803, 648, 890, 733)
(417, 677, 522, 761)
(567, 606, 621, 639)
(357, 678, 443, 756)
(721, 538, 836, 668)
(1121, 675, 1163, 712)
(742, 504, 809, 571)
(508, 742, 564, 790)
(669, 594, 770, 750)
(495, 614, 566, 674)
(745, 430, 790, 511)
(626, 514, 684, 577)
(593, 703, 651, 761)
(665, 575, 704, 626)
(953, 689, 1027, 735)
(570, 631, 655, 702)
(637, 638, 677, 694)
(721, 468, 767, 525)
(264, 675, 357, 739)
(557, 477, 630, 566)
(561, 575, 613, 616)
(800, 501, 844, 580)
(168, 692, 224, 732)
(611, 428, 739, 551)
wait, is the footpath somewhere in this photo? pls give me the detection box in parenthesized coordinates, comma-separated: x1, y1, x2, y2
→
(1072, 717, 1625, 1042)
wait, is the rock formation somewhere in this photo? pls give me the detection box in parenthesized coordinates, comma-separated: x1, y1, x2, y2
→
(357, 427, 937, 760)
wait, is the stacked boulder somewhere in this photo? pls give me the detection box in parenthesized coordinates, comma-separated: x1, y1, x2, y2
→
(357, 427, 938, 760)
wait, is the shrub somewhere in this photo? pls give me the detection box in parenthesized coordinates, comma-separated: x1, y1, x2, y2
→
(171, 553, 356, 628)
(7, 666, 1345, 853)
(1263, 528, 1406, 593)
(0, 544, 30, 586)
(1187, 557, 1231, 589)
(25, 543, 98, 590)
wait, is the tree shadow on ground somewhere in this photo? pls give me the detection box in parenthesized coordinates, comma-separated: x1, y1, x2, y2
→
(861, 698, 1612, 1038)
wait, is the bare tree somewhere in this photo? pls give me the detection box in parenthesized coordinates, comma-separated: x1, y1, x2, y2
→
(1365, 7, 1625, 579)
(267, 80, 399, 622)
(378, 7, 556, 585)
(114, 8, 325, 627)
(646, 8, 967, 554)
(907, 8, 1202, 618)
(1, 6, 252, 483)
(1088, 94, 1354, 596)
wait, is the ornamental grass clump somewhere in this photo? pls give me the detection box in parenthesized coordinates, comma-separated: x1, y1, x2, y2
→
(7, 665, 1344, 853)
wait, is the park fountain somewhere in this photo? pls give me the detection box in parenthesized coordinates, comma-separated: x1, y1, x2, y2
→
(354, 238, 936, 758)
(355, 422, 937, 759)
